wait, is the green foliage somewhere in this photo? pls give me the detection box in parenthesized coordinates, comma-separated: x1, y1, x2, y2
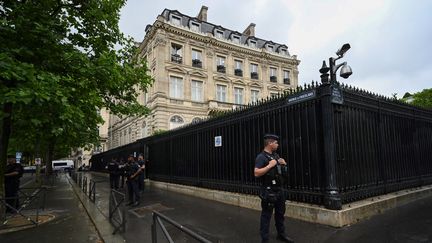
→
(412, 88, 432, 109)
(153, 129, 167, 136)
(0, 0, 152, 160)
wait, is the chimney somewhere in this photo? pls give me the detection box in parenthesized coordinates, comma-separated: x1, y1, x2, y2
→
(197, 6, 208, 22)
(243, 23, 256, 36)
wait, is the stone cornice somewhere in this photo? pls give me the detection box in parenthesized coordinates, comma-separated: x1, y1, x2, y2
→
(139, 20, 300, 66)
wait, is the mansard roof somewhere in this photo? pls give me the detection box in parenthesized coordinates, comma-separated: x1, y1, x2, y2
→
(160, 8, 289, 52)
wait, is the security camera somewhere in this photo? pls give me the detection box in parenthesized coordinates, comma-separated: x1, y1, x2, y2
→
(336, 43, 351, 57)
(340, 63, 353, 79)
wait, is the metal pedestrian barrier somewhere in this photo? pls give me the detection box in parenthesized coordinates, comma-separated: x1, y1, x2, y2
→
(151, 211, 212, 243)
(109, 189, 126, 234)
(1, 186, 47, 228)
(82, 176, 88, 193)
(88, 179, 105, 203)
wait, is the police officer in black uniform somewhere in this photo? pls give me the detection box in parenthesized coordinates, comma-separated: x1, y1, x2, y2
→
(5, 155, 23, 213)
(137, 154, 146, 192)
(107, 158, 120, 189)
(125, 155, 143, 207)
(254, 134, 294, 243)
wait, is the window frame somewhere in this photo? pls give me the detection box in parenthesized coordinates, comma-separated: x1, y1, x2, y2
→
(216, 84, 227, 102)
(191, 80, 203, 102)
(234, 87, 244, 105)
(169, 76, 184, 99)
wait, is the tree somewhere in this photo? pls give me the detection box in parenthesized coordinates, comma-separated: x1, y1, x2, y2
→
(412, 88, 432, 109)
(0, 0, 152, 216)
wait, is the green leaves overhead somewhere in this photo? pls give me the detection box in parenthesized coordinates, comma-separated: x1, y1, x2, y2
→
(1, 0, 152, 159)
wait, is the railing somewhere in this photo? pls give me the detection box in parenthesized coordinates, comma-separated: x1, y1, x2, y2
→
(151, 211, 212, 243)
(109, 189, 126, 234)
(1, 186, 47, 228)
(90, 82, 432, 209)
(88, 179, 105, 203)
(82, 176, 88, 193)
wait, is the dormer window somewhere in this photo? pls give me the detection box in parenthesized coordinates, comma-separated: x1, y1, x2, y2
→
(190, 21, 200, 32)
(232, 35, 240, 44)
(215, 29, 224, 38)
(280, 49, 287, 55)
(171, 15, 181, 25)
(249, 40, 257, 48)
(266, 45, 274, 52)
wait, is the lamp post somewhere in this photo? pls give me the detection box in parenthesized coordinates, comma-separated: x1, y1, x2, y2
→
(318, 43, 353, 210)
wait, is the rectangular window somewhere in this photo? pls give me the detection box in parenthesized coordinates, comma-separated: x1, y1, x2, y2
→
(215, 30, 224, 38)
(267, 45, 274, 52)
(283, 70, 290, 84)
(234, 60, 243, 76)
(192, 49, 202, 68)
(249, 40, 257, 48)
(280, 49, 287, 55)
(235, 60, 243, 70)
(171, 43, 182, 63)
(251, 90, 259, 103)
(216, 85, 227, 102)
(270, 92, 278, 98)
(191, 22, 200, 32)
(270, 67, 277, 82)
(250, 63, 258, 73)
(191, 80, 203, 102)
(234, 87, 243, 105)
(216, 56, 225, 66)
(169, 76, 183, 99)
(171, 15, 181, 25)
(232, 35, 240, 44)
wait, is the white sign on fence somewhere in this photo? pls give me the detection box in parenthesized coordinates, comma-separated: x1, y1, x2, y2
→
(215, 136, 222, 147)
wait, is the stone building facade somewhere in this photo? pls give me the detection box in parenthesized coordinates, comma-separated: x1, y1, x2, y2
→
(108, 6, 300, 149)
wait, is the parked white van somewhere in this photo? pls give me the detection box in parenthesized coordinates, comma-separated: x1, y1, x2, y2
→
(52, 160, 74, 171)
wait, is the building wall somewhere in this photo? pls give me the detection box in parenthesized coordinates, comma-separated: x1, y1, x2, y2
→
(107, 6, 301, 149)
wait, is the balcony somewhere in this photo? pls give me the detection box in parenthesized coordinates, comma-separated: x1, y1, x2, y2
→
(251, 72, 259, 80)
(192, 59, 202, 68)
(270, 76, 277, 83)
(283, 78, 290, 84)
(171, 54, 182, 64)
(217, 65, 226, 73)
(234, 69, 243, 77)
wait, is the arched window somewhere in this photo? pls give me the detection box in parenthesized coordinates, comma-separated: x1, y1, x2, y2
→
(170, 115, 184, 129)
(192, 117, 202, 124)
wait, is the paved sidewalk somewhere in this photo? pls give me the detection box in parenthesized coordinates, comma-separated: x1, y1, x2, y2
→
(83, 172, 432, 243)
(3, 172, 432, 243)
(0, 173, 102, 243)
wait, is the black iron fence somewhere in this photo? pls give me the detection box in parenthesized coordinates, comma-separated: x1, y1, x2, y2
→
(90, 82, 432, 209)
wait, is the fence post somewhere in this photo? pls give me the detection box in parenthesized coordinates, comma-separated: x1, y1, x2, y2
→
(319, 83, 342, 210)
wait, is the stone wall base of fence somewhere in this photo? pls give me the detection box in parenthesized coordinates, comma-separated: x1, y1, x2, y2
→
(149, 181, 432, 227)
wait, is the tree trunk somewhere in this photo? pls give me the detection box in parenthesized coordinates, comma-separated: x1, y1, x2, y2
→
(0, 102, 13, 219)
(46, 141, 55, 175)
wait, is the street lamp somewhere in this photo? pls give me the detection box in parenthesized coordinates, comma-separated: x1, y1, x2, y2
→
(320, 43, 353, 84)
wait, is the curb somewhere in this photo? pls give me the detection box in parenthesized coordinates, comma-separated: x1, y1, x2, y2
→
(67, 176, 125, 243)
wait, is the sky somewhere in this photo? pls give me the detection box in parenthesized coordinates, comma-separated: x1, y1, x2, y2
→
(119, 0, 432, 98)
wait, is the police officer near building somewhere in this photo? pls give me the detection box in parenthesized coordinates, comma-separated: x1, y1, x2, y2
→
(107, 157, 120, 189)
(254, 134, 294, 243)
(125, 155, 144, 206)
(5, 155, 23, 213)
(137, 154, 146, 192)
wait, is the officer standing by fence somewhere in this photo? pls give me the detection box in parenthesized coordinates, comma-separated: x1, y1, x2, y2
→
(137, 154, 146, 192)
(125, 155, 143, 207)
(4, 155, 23, 213)
(107, 158, 120, 189)
(254, 134, 293, 243)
